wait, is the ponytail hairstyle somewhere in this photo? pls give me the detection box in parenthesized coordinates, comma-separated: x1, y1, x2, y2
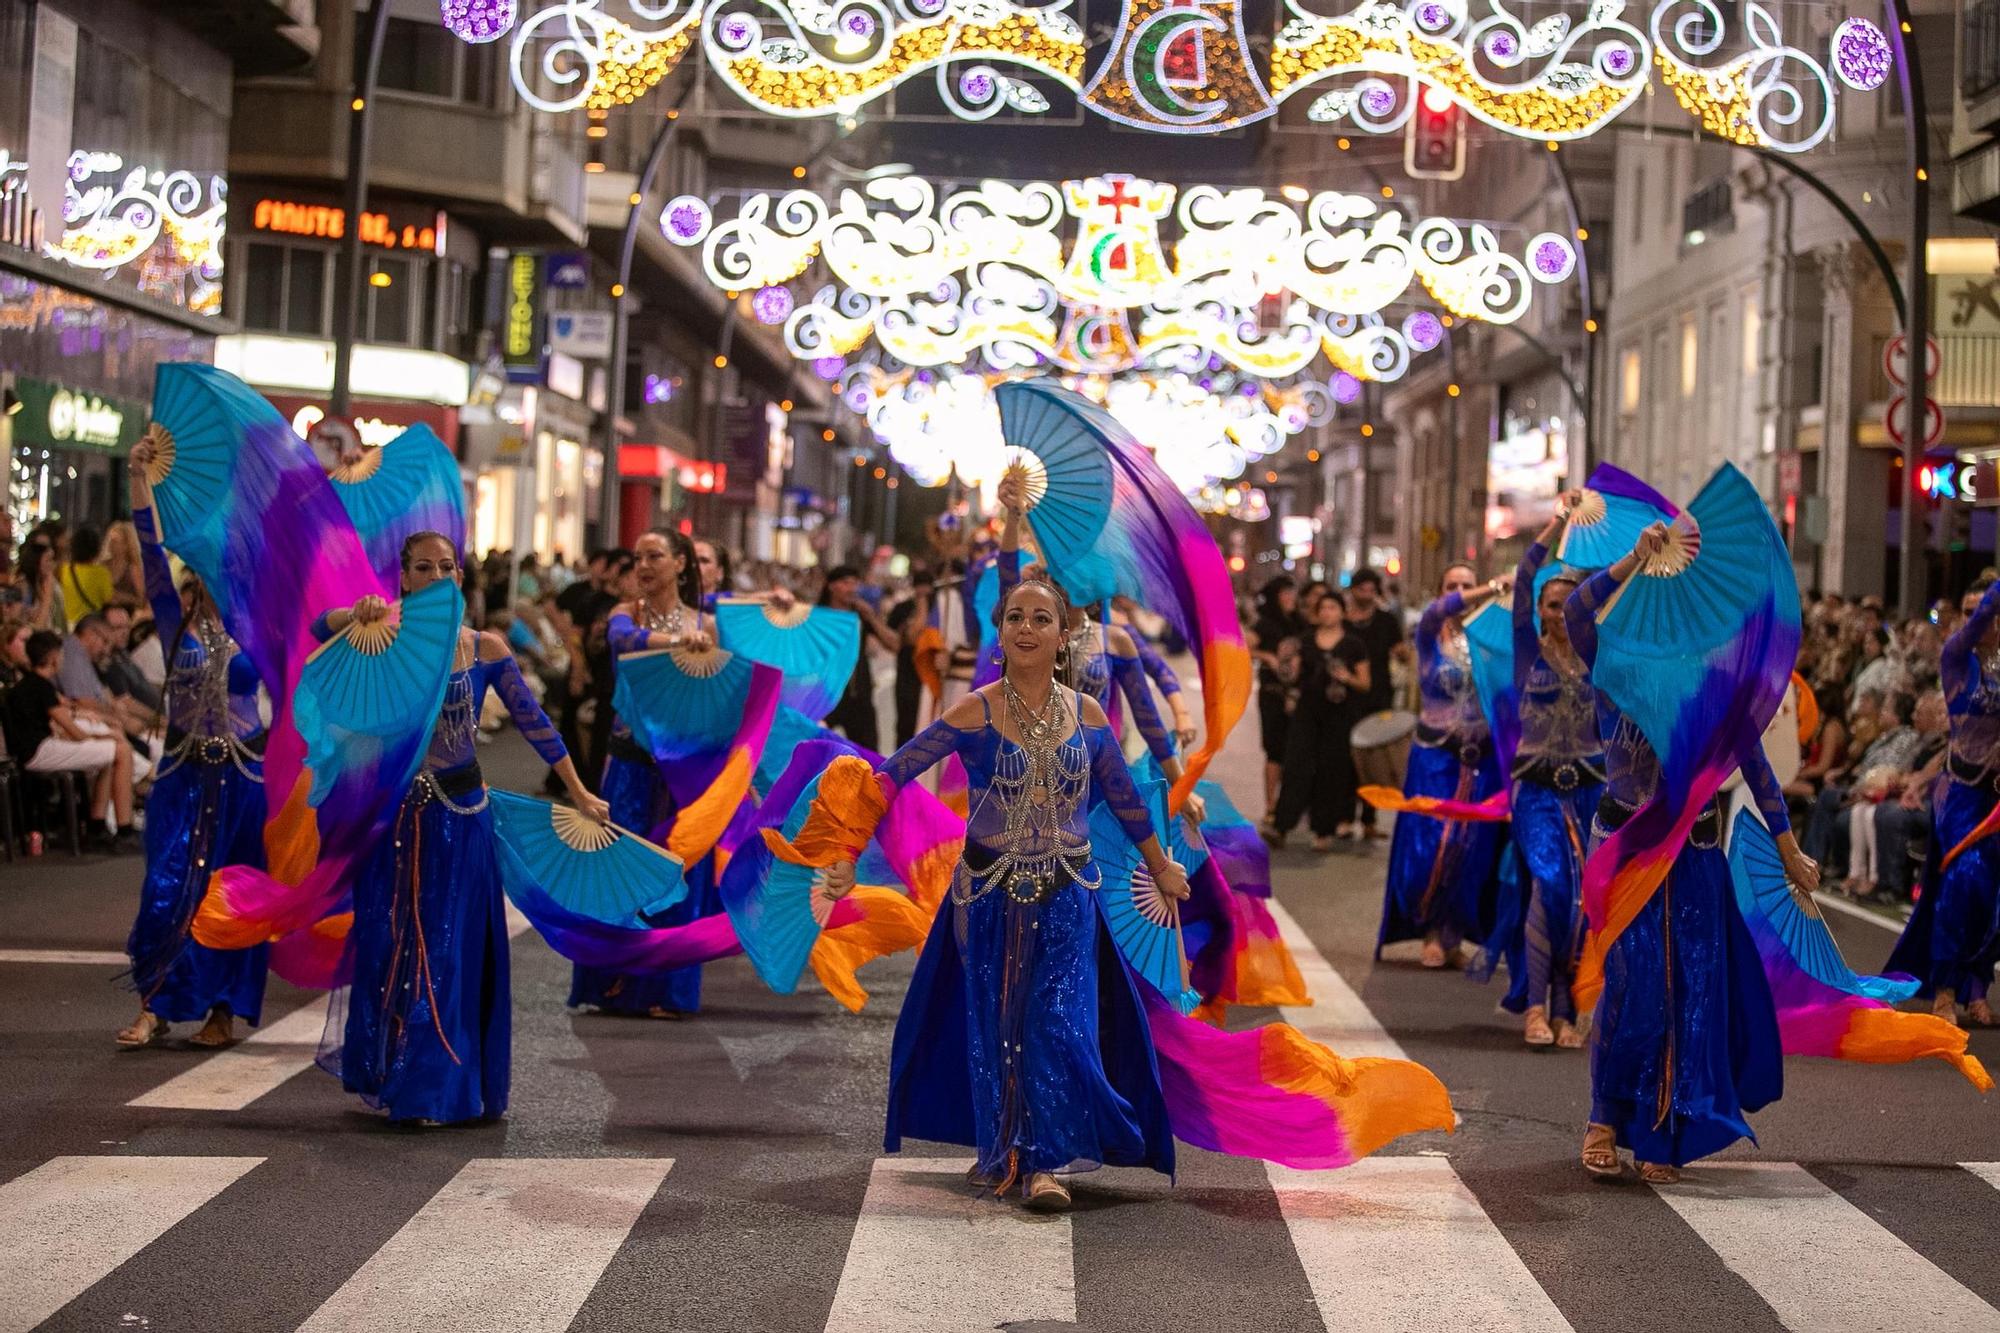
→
(644, 526, 703, 609)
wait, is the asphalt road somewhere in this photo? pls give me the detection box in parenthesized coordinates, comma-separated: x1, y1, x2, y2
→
(0, 720, 1995, 1332)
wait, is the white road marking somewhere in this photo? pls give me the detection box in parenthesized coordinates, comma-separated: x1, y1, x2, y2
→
(298, 1158, 671, 1333)
(127, 995, 331, 1111)
(0, 1154, 263, 1333)
(824, 1158, 1075, 1333)
(1654, 1162, 2000, 1332)
(1266, 899, 1408, 1063)
(0, 948, 128, 965)
(1965, 1162, 2000, 1194)
(1811, 891, 1906, 933)
(128, 899, 535, 1111)
(1270, 1157, 1573, 1333)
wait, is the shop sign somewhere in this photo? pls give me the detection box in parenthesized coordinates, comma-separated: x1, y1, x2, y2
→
(265, 395, 461, 451)
(503, 251, 543, 377)
(619, 444, 725, 493)
(11, 377, 141, 453)
(549, 310, 613, 359)
(247, 196, 445, 255)
(545, 252, 591, 289)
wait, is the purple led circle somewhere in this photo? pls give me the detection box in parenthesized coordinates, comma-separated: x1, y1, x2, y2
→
(1331, 371, 1363, 404)
(1403, 310, 1443, 350)
(1415, 1, 1450, 30)
(1603, 44, 1635, 77)
(752, 284, 794, 325)
(718, 13, 756, 49)
(1533, 239, 1571, 278)
(1360, 84, 1397, 116)
(441, 0, 515, 43)
(662, 197, 710, 243)
(1485, 29, 1518, 59)
(959, 69, 996, 102)
(814, 355, 847, 381)
(841, 9, 876, 38)
(1833, 17, 1891, 91)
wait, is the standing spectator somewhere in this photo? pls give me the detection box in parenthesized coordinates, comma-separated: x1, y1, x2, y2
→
(580, 549, 635, 789)
(886, 568, 936, 749)
(102, 520, 146, 604)
(1851, 626, 1900, 699)
(4, 630, 137, 850)
(1268, 590, 1370, 849)
(56, 525, 115, 629)
(1345, 568, 1406, 838)
(1248, 576, 1303, 816)
(818, 564, 899, 752)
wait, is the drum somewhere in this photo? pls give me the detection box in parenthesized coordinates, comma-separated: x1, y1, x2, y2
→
(1351, 709, 1418, 790)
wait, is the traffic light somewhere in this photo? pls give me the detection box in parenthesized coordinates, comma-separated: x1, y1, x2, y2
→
(1405, 84, 1466, 181)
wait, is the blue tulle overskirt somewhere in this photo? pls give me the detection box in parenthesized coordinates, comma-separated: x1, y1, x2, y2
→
(320, 781, 510, 1124)
(885, 867, 1176, 1181)
(568, 750, 719, 1014)
(127, 755, 269, 1024)
(1589, 838, 1782, 1167)
(1378, 741, 1505, 955)
(1888, 779, 2000, 1003)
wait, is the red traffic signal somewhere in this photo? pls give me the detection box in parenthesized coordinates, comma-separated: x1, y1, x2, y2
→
(1405, 85, 1466, 181)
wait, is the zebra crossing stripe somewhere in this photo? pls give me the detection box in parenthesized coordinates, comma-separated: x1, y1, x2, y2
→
(0, 1154, 264, 1333)
(1269, 1157, 1574, 1332)
(298, 1158, 673, 1333)
(823, 1158, 1076, 1333)
(127, 994, 332, 1111)
(0, 948, 128, 965)
(1963, 1162, 2000, 1195)
(1267, 900, 1409, 1062)
(1652, 1162, 2000, 1332)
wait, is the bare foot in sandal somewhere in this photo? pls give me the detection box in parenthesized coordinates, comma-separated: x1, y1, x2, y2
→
(1025, 1172, 1071, 1212)
(116, 1011, 167, 1049)
(1639, 1162, 1681, 1185)
(1420, 937, 1447, 969)
(1554, 1020, 1585, 1049)
(1581, 1123, 1622, 1178)
(1933, 989, 1960, 1025)
(1524, 1008, 1555, 1047)
(1968, 999, 1998, 1028)
(187, 1007, 237, 1048)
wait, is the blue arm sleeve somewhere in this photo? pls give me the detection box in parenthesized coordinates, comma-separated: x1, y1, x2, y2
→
(136, 508, 183, 652)
(879, 718, 966, 789)
(996, 549, 1020, 607)
(606, 612, 651, 659)
(1112, 652, 1175, 762)
(490, 655, 568, 765)
(1088, 724, 1157, 848)
(1512, 542, 1548, 693)
(1738, 740, 1791, 837)
(1136, 638, 1183, 696)
(1942, 581, 2000, 705)
(1565, 568, 1621, 670)
(310, 611, 338, 644)
(1415, 590, 1465, 660)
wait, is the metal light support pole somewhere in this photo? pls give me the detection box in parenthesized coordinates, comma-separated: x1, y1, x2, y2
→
(330, 1, 392, 417)
(1546, 148, 1597, 472)
(595, 88, 695, 544)
(1885, 0, 1931, 616)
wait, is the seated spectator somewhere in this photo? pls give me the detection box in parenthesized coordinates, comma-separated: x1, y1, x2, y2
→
(1840, 689, 1948, 903)
(0, 618, 28, 689)
(1802, 690, 1921, 869)
(1785, 682, 1848, 804)
(99, 601, 162, 716)
(4, 630, 137, 851)
(55, 524, 115, 630)
(58, 613, 160, 777)
(1851, 626, 1901, 699)
(1845, 687, 1886, 760)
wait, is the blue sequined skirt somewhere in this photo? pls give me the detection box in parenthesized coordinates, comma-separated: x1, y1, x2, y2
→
(127, 753, 268, 1025)
(1378, 741, 1505, 954)
(885, 855, 1176, 1181)
(321, 775, 510, 1124)
(568, 750, 718, 1014)
(1589, 835, 1781, 1167)
(1888, 778, 2000, 1002)
(1495, 776, 1601, 1016)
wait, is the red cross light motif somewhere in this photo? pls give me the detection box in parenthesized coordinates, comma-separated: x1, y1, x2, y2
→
(1096, 177, 1141, 223)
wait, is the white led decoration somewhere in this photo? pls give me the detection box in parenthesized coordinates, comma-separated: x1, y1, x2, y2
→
(6, 151, 228, 314)
(671, 171, 1572, 380)
(480, 0, 1875, 148)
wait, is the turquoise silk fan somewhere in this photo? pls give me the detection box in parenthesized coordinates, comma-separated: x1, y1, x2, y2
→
(714, 599, 860, 722)
(1090, 777, 1208, 1015)
(488, 790, 690, 929)
(994, 380, 1119, 604)
(613, 642, 755, 761)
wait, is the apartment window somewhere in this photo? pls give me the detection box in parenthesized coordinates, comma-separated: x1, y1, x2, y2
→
(1741, 292, 1761, 379)
(369, 18, 498, 105)
(1619, 346, 1642, 414)
(1680, 318, 1699, 398)
(366, 255, 414, 345)
(241, 241, 329, 336)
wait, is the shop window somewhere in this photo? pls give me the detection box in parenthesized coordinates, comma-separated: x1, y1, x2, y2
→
(366, 255, 414, 345)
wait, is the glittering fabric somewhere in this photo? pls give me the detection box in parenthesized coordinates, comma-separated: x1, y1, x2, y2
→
(1413, 592, 1490, 746)
(1589, 827, 1781, 1168)
(128, 756, 268, 1024)
(1502, 778, 1600, 1019)
(320, 784, 509, 1125)
(567, 751, 719, 1014)
(1378, 740, 1504, 954)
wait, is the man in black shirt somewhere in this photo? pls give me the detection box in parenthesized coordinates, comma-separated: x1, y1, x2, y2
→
(5, 630, 137, 850)
(1345, 568, 1405, 839)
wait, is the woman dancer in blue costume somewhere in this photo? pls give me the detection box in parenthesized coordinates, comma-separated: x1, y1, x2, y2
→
(116, 433, 269, 1050)
(1378, 564, 1509, 969)
(1888, 574, 2000, 1027)
(1508, 497, 1604, 1049)
(569, 527, 725, 1018)
(833, 571, 1192, 1210)
(318, 532, 609, 1124)
(992, 472, 1193, 799)
(1568, 523, 1819, 1183)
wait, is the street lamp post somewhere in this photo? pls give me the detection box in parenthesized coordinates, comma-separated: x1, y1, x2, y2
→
(330, 1, 392, 418)
(1884, 0, 1932, 616)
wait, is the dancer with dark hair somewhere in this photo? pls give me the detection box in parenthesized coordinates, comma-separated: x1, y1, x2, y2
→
(317, 532, 606, 1124)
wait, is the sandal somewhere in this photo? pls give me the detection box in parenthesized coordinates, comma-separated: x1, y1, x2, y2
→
(1933, 991, 1960, 1026)
(1420, 939, 1448, 969)
(1259, 823, 1287, 850)
(1638, 1162, 1681, 1185)
(966, 1165, 1003, 1190)
(1968, 999, 1998, 1028)
(1553, 1020, 1585, 1050)
(1581, 1123, 1622, 1179)
(1523, 1008, 1555, 1047)
(644, 1007, 687, 1021)
(116, 1012, 169, 1049)
(187, 1008, 237, 1049)
(1310, 836, 1337, 853)
(1024, 1173, 1071, 1212)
